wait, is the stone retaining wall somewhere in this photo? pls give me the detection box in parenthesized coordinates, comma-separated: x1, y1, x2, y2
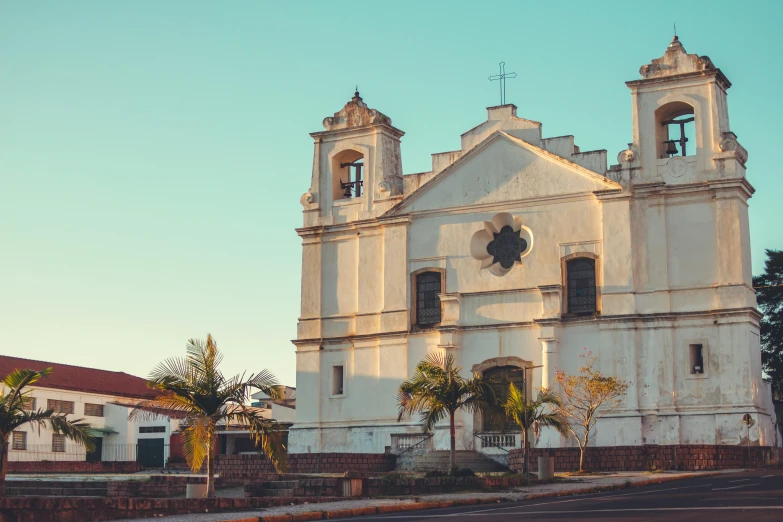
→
(0, 495, 340, 522)
(106, 476, 242, 498)
(7, 460, 140, 474)
(245, 476, 525, 498)
(508, 444, 782, 472)
(215, 453, 396, 477)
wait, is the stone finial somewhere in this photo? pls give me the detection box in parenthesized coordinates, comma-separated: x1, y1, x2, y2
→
(718, 132, 749, 167)
(638, 37, 718, 80)
(322, 91, 392, 131)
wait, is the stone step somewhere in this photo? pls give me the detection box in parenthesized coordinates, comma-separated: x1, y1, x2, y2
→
(402, 450, 509, 472)
(268, 480, 299, 489)
(253, 488, 295, 497)
(8, 486, 108, 497)
(7, 481, 110, 488)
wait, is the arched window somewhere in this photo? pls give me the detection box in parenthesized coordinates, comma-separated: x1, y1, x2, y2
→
(413, 270, 443, 326)
(566, 257, 597, 315)
(482, 365, 525, 432)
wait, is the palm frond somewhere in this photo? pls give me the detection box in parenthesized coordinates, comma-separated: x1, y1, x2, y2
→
(421, 403, 448, 433)
(47, 415, 97, 452)
(148, 356, 193, 387)
(225, 406, 288, 472)
(182, 418, 213, 473)
(2, 368, 52, 407)
(248, 370, 281, 397)
(128, 391, 202, 422)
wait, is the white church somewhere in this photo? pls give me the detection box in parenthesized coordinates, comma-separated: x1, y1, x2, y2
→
(289, 37, 778, 458)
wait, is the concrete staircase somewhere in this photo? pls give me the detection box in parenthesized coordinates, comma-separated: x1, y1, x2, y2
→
(403, 450, 509, 473)
(6, 480, 109, 497)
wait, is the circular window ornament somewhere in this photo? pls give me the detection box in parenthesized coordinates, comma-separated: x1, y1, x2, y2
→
(470, 212, 533, 276)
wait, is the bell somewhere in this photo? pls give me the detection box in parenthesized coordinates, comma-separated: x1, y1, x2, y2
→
(665, 140, 679, 156)
(343, 184, 352, 198)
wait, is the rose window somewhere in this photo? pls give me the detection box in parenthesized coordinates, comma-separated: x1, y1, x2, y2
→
(470, 212, 533, 276)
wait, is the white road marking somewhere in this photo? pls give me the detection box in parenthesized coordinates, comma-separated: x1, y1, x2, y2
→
(762, 474, 775, 478)
(712, 483, 760, 490)
(728, 478, 750, 483)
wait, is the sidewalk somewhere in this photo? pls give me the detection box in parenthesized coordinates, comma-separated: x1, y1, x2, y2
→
(112, 469, 739, 522)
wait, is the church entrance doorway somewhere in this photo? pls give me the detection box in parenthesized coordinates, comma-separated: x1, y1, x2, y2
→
(482, 365, 525, 432)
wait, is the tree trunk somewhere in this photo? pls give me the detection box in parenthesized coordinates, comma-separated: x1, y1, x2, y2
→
(522, 429, 528, 475)
(0, 439, 8, 497)
(449, 411, 456, 471)
(206, 437, 215, 498)
(579, 433, 589, 473)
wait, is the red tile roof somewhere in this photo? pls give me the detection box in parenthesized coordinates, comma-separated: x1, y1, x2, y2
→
(0, 355, 155, 399)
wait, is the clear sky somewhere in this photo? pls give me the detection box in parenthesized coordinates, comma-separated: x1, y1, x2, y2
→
(2, 1, 781, 386)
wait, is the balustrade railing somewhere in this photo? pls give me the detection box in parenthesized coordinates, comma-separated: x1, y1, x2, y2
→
(474, 432, 518, 452)
(390, 433, 433, 455)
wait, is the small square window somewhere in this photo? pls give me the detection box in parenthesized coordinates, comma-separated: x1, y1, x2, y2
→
(52, 434, 66, 452)
(84, 403, 104, 417)
(332, 366, 344, 396)
(12, 431, 26, 450)
(22, 397, 35, 411)
(689, 344, 704, 374)
(48, 399, 75, 414)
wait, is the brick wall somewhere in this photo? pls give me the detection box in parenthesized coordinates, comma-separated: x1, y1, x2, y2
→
(245, 476, 526, 498)
(508, 445, 783, 472)
(106, 475, 242, 498)
(7, 461, 140, 474)
(0, 495, 340, 522)
(215, 453, 396, 478)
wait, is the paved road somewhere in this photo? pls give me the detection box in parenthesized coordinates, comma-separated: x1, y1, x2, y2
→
(343, 469, 783, 522)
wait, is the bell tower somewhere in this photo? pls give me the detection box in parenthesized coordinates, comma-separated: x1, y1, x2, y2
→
(624, 36, 748, 184)
(300, 91, 404, 228)
(620, 36, 755, 325)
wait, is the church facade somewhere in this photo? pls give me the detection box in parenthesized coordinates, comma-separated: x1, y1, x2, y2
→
(289, 38, 779, 458)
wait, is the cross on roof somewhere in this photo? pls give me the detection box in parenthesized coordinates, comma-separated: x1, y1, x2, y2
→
(489, 62, 517, 105)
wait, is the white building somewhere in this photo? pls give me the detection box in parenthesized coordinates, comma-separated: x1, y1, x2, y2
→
(1, 355, 180, 468)
(251, 386, 296, 424)
(289, 37, 778, 457)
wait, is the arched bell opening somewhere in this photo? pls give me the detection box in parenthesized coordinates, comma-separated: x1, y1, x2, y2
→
(655, 101, 696, 159)
(331, 149, 364, 201)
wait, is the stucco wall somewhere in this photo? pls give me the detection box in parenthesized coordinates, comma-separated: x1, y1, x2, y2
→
(290, 40, 775, 456)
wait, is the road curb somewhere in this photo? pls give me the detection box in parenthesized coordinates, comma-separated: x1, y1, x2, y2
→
(524, 471, 723, 500)
(215, 472, 724, 522)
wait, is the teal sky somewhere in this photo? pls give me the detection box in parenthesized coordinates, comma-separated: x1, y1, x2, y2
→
(2, 1, 781, 386)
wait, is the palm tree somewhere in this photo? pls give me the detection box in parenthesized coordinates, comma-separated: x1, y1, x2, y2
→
(503, 383, 568, 475)
(0, 368, 95, 496)
(397, 353, 496, 470)
(131, 334, 287, 497)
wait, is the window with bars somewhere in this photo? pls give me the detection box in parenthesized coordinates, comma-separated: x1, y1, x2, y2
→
(12, 431, 27, 450)
(47, 399, 75, 414)
(415, 271, 442, 326)
(84, 403, 104, 417)
(22, 397, 36, 411)
(52, 434, 66, 452)
(567, 258, 597, 314)
(139, 426, 166, 433)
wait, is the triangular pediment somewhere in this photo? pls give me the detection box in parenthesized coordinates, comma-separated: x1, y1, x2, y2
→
(388, 132, 621, 215)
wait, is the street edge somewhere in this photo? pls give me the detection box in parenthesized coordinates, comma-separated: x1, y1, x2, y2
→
(219, 471, 727, 522)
